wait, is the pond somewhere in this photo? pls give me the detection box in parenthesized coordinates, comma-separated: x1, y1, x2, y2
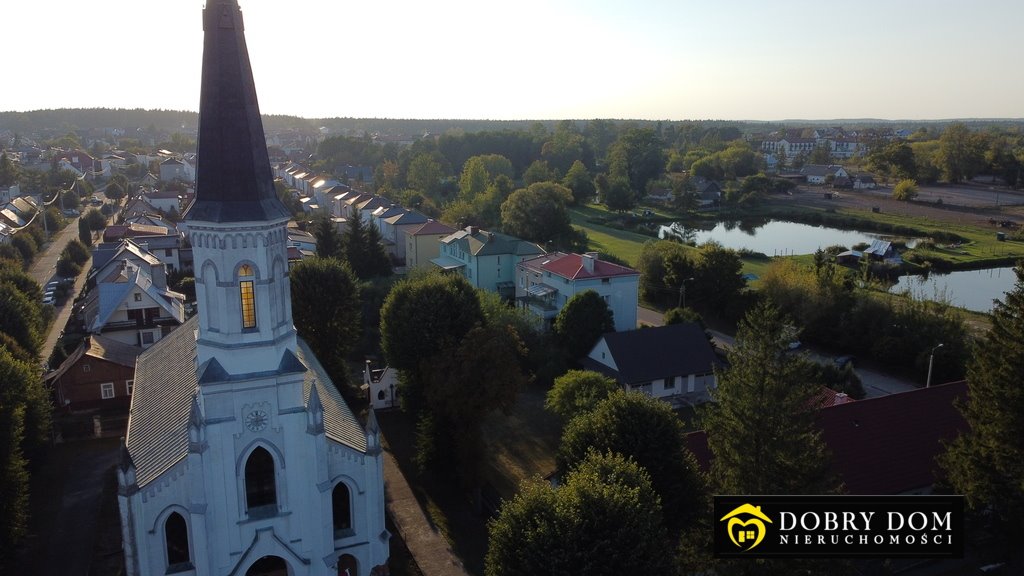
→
(657, 219, 894, 256)
(889, 267, 1018, 313)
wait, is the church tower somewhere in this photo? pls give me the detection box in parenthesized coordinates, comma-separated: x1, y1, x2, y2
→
(117, 2, 390, 575)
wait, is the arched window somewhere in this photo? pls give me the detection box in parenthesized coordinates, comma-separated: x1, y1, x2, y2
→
(332, 482, 352, 535)
(165, 511, 191, 569)
(244, 447, 276, 514)
(239, 264, 257, 329)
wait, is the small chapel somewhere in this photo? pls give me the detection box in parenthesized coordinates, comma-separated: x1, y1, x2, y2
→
(116, 1, 390, 574)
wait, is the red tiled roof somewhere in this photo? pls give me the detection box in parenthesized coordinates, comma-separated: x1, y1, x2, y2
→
(683, 381, 968, 494)
(523, 252, 638, 281)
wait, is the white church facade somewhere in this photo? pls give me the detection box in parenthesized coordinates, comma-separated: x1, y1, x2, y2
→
(117, 2, 389, 575)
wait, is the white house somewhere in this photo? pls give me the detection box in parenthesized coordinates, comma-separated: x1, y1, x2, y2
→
(582, 322, 721, 402)
(363, 361, 399, 411)
(801, 164, 849, 185)
(83, 259, 185, 349)
(515, 251, 639, 332)
(117, 3, 389, 575)
(435, 226, 545, 298)
(158, 157, 195, 183)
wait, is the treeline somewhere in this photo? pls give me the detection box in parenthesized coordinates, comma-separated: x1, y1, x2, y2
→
(0, 256, 54, 567)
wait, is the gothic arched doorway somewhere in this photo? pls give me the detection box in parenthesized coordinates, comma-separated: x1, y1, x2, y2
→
(338, 553, 358, 576)
(246, 555, 289, 576)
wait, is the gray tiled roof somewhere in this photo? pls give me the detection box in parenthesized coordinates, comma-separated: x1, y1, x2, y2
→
(126, 316, 367, 488)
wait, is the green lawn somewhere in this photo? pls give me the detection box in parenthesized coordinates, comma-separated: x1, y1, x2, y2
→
(569, 205, 776, 279)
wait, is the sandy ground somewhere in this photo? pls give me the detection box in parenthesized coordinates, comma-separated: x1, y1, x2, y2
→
(776, 181, 1024, 227)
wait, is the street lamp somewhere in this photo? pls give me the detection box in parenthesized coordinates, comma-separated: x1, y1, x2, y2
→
(926, 343, 944, 388)
(677, 277, 694, 309)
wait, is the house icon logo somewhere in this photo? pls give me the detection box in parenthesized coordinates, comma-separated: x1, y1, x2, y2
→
(720, 503, 773, 551)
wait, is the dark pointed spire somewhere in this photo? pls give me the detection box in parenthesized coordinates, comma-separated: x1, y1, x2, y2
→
(184, 0, 290, 223)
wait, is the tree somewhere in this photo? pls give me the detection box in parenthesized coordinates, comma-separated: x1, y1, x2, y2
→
(379, 272, 484, 411)
(0, 152, 18, 188)
(602, 175, 635, 212)
(499, 182, 574, 247)
(937, 122, 987, 183)
(554, 290, 614, 360)
(362, 222, 393, 278)
(486, 451, 672, 576)
(10, 235, 37, 264)
(288, 258, 361, 387)
(313, 214, 342, 259)
(457, 156, 490, 201)
(421, 323, 528, 483)
(76, 214, 92, 242)
(0, 282, 43, 357)
(558, 391, 707, 533)
(561, 159, 596, 205)
(61, 189, 80, 211)
(694, 241, 746, 311)
(892, 178, 919, 201)
(521, 160, 556, 185)
(703, 301, 837, 496)
(545, 369, 619, 420)
(636, 240, 695, 306)
(104, 178, 126, 203)
(406, 152, 446, 200)
(63, 239, 89, 265)
(809, 144, 833, 165)
(606, 128, 665, 197)
(940, 264, 1024, 569)
(83, 208, 107, 231)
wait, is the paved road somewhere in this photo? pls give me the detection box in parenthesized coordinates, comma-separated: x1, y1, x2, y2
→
(638, 305, 917, 398)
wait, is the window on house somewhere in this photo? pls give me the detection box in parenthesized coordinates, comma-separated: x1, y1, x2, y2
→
(126, 380, 134, 395)
(165, 248, 173, 257)
(332, 482, 352, 536)
(134, 293, 142, 302)
(83, 364, 91, 373)
(141, 331, 155, 345)
(165, 511, 191, 569)
(239, 264, 257, 329)
(101, 382, 115, 399)
(244, 447, 276, 514)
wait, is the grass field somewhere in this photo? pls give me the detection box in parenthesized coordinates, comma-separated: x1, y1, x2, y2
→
(569, 204, 778, 280)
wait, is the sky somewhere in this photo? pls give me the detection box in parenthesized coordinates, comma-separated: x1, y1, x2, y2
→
(3, 0, 1023, 121)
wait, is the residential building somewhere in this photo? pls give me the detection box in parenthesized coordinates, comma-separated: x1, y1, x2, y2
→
(801, 164, 849, 185)
(45, 335, 143, 412)
(158, 157, 195, 183)
(117, 3, 389, 574)
(515, 251, 639, 331)
(403, 219, 455, 270)
(582, 322, 721, 402)
(83, 259, 185, 348)
(435, 226, 545, 297)
(685, 381, 968, 494)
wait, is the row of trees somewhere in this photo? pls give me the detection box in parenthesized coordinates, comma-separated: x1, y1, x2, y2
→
(760, 255, 968, 383)
(868, 122, 1024, 186)
(0, 259, 53, 565)
(635, 239, 748, 317)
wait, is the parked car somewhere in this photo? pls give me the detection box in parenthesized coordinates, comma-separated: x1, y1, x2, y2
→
(834, 355, 857, 369)
(45, 280, 60, 291)
(41, 293, 55, 306)
(62, 209, 80, 217)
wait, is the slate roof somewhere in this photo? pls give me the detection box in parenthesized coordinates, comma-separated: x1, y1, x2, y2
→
(683, 381, 968, 494)
(801, 164, 845, 178)
(385, 211, 430, 228)
(126, 316, 368, 488)
(45, 335, 143, 382)
(583, 323, 721, 384)
(183, 0, 290, 224)
(441, 227, 544, 257)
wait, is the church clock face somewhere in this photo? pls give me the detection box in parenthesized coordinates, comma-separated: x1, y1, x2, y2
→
(245, 409, 268, 432)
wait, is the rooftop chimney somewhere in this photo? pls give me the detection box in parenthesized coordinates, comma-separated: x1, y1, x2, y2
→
(582, 251, 598, 273)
